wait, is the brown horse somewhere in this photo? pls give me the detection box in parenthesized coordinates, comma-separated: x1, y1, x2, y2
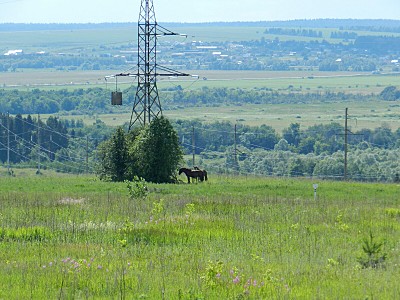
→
(179, 167, 207, 183)
(194, 166, 208, 181)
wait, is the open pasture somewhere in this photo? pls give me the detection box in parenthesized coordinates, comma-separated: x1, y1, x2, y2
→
(165, 70, 400, 94)
(56, 98, 400, 133)
(0, 24, 342, 52)
(3, 23, 400, 52)
(0, 26, 137, 52)
(0, 174, 399, 299)
(2, 70, 400, 94)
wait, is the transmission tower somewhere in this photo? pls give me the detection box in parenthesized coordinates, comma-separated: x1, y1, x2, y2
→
(110, 0, 192, 129)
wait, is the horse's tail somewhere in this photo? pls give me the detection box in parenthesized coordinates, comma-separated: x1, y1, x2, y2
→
(204, 170, 208, 181)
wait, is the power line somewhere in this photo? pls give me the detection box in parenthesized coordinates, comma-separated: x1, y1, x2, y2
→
(0, 119, 96, 174)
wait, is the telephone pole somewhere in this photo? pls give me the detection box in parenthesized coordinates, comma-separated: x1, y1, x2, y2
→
(342, 108, 363, 181)
(7, 112, 10, 175)
(86, 136, 89, 174)
(192, 126, 195, 167)
(344, 108, 348, 180)
(37, 114, 41, 175)
(234, 124, 238, 172)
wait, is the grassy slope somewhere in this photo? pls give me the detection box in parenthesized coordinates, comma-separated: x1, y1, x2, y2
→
(0, 174, 399, 298)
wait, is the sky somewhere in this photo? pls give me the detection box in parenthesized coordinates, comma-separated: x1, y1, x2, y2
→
(0, 0, 399, 23)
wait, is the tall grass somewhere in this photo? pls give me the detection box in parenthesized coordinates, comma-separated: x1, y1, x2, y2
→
(0, 174, 399, 298)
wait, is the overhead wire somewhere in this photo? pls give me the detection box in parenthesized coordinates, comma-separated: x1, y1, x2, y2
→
(0, 121, 95, 173)
(180, 127, 398, 181)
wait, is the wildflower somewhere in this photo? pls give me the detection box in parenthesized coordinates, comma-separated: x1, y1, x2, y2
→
(62, 257, 70, 263)
(233, 276, 240, 284)
(245, 279, 251, 288)
(98, 265, 103, 270)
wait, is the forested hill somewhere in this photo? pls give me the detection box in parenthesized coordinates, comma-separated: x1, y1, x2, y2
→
(1, 19, 400, 31)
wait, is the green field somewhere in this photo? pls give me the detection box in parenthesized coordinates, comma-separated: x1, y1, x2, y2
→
(0, 173, 399, 298)
(2, 24, 400, 51)
(0, 25, 338, 52)
(52, 97, 400, 133)
(2, 70, 400, 93)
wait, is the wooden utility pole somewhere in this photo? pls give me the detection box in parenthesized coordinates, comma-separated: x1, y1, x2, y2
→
(234, 124, 238, 172)
(192, 126, 195, 167)
(37, 114, 41, 175)
(86, 136, 89, 174)
(7, 112, 10, 175)
(344, 108, 348, 180)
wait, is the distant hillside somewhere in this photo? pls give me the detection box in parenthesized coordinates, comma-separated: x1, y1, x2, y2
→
(1, 19, 400, 31)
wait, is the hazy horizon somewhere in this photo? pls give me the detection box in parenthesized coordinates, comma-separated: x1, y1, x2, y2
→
(0, 0, 399, 24)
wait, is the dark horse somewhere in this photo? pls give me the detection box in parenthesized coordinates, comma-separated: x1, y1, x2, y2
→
(179, 167, 208, 183)
(194, 166, 208, 181)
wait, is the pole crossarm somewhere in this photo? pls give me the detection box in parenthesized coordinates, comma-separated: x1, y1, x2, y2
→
(156, 24, 188, 37)
(156, 65, 191, 77)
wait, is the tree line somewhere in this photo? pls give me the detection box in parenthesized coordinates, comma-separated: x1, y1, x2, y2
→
(264, 28, 322, 38)
(0, 113, 68, 164)
(174, 120, 400, 182)
(1, 111, 399, 182)
(175, 120, 400, 157)
(0, 87, 380, 115)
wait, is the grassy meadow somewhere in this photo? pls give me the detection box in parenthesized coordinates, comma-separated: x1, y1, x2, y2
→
(0, 25, 338, 52)
(0, 172, 399, 299)
(2, 70, 400, 93)
(51, 97, 400, 133)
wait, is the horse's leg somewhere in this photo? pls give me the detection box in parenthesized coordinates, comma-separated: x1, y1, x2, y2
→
(187, 176, 190, 184)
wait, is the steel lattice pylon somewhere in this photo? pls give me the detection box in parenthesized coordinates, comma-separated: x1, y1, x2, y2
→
(129, 0, 190, 129)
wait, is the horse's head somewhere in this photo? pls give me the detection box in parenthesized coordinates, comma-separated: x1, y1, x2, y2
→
(178, 168, 183, 175)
